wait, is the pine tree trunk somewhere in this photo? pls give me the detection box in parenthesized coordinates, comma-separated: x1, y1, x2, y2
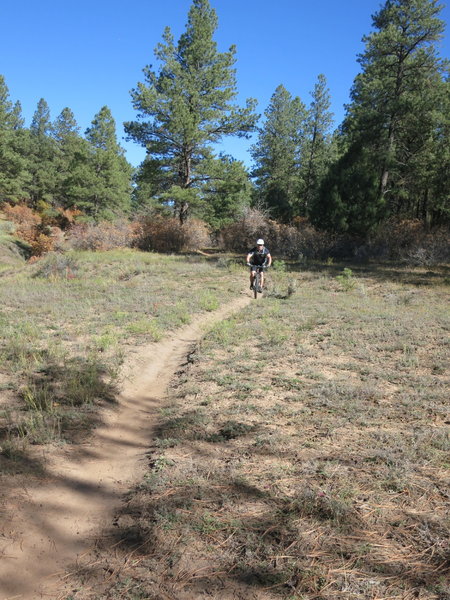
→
(380, 125, 394, 199)
(178, 152, 191, 225)
(179, 202, 189, 225)
(304, 128, 318, 216)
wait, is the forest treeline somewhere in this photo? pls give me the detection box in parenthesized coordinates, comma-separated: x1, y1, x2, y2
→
(0, 0, 449, 258)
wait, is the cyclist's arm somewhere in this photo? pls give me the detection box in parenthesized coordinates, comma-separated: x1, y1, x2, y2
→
(246, 252, 253, 264)
(266, 252, 272, 267)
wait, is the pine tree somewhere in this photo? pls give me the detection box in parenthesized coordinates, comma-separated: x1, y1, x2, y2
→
(52, 107, 86, 209)
(326, 0, 448, 233)
(199, 155, 253, 230)
(0, 76, 30, 203)
(423, 73, 450, 224)
(251, 84, 307, 222)
(75, 106, 133, 218)
(300, 74, 334, 217)
(85, 106, 120, 152)
(26, 98, 57, 207)
(0, 75, 19, 129)
(53, 107, 80, 144)
(313, 140, 382, 234)
(10, 101, 25, 130)
(30, 98, 53, 138)
(125, 0, 257, 223)
(131, 156, 167, 214)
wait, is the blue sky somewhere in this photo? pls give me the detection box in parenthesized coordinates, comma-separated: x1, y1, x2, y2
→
(2, 0, 449, 168)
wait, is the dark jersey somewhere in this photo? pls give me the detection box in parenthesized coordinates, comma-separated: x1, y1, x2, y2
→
(248, 246, 270, 266)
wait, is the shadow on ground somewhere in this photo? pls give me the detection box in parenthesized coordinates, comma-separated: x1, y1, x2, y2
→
(288, 259, 450, 286)
(77, 420, 450, 600)
(0, 354, 118, 476)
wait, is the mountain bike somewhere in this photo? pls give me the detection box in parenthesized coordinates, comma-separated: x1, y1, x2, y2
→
(248, 264, 267, 299)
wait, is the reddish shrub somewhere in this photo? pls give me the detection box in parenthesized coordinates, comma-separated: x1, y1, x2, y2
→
(133, 217, 211, 252)
(2, 203, 55, 256)
(3, 204, 41, 243)
(67, 220, 136, 251)
(29, 234, 55, 256)
(41, 208, 83, 230)
(220, 208, 330, 259)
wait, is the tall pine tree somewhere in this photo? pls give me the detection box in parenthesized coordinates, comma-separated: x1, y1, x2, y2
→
(52, 107, 86, 209)
(317, 0, 448, 233)
(80, 106, 132, 218)
(199, 155, 253, 230)
(0, 75, 29, 202)
(26, 98, 57, 207)
(300, 74, 334, 217)
(125, 0, 257, 223)
(430, 74, 450, 223)
(251, 84, 307, 222)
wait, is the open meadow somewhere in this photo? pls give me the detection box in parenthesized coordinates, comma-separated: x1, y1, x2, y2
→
(0, 250, 242, 468)
(51, 260, 450, 600)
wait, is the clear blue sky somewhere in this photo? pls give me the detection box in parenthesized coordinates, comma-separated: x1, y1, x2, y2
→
(2, 0, 449, 168)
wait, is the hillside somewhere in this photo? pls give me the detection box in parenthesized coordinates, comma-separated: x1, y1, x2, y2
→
(0, 212, 27, 273)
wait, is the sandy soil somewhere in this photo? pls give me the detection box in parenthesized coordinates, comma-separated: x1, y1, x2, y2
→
(0, 295, 251, 600)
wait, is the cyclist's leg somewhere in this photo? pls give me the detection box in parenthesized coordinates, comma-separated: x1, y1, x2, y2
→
(257, 268, 264, 291)
(258, 267, 264, 291)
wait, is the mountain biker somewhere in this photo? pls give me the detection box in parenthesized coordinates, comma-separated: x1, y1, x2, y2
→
(246, 239, 272, 292)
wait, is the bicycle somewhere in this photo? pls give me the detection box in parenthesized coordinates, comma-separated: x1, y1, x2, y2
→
(247, 264, 267, 299)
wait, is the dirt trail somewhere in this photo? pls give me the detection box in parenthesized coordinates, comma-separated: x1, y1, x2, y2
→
(0, 295, 251, 600)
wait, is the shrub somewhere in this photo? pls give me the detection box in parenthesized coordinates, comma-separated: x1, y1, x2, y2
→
(67, 220, 136, 251)
(336, 268, 356, 291)
(3, 203, 41, 245)
(272, 259, 287, 272)
(220, 212, 450, 264)
(32, 253, 79, 279)
(219, 207, 272, 252)
(3, 203, 41, 228)
(2, 203, 57, 256)
(366, 220, 450, 264)
(29, 233, 55, 256)
(220, 208, 331, 259)
(133, 217, 211, 252)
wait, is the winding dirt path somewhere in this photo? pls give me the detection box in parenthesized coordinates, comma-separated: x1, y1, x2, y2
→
(0, 295, 251, 600)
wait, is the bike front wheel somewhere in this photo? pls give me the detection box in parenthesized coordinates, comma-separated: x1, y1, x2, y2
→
(253, 271, 260, 299)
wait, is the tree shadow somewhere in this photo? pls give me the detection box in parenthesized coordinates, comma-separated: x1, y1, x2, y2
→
(94, 411, 450, 599)
(288, 259, 450, 286)
(0, 354, 118, 475)
(0, 443, 45, 477)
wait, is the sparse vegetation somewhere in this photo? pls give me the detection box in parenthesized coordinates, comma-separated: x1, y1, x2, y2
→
(63, 261, 449, 600)
(0, 249, 242, 463)
(0, 213, 28, 272)
(336, 267, 356, 290)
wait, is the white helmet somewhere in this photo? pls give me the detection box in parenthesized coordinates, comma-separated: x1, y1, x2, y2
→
(256, 239, 264, 245)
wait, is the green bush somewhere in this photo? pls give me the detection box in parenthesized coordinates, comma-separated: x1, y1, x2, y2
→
(272, 259, 287, 272)
(336, 268, 356, 291)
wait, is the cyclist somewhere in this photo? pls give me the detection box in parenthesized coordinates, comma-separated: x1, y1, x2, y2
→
(246, 239, 272, 292)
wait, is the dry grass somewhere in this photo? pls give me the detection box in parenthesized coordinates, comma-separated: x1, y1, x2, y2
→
(0, 249, 242, 466)
(0, 213, 28, 273)
(63, 262, 450, 600)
